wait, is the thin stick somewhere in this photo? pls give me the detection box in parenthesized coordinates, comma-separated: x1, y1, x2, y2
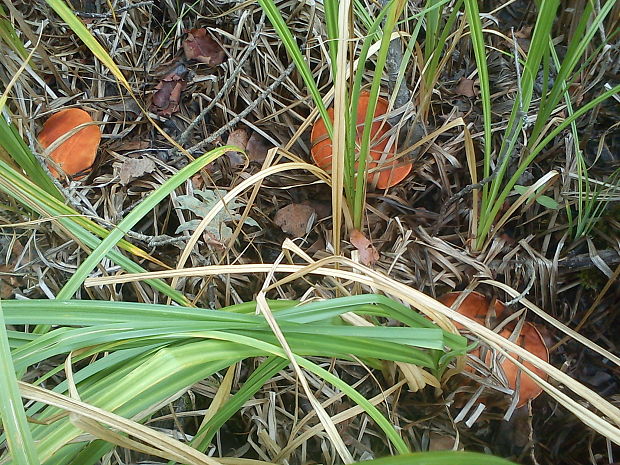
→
(177, 15, 265, 147)
(186, 61, 295, 155)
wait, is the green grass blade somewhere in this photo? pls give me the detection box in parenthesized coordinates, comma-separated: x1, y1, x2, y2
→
(0, 115, 61, 199)
(184, 357, 288, 455)
(477, 0, 560, 246)
(352, 451, 517, 465)
(530, 0, 613, 144)
(44, 0, 131, 89)
(324, 0, 340, 71)
(0, 5, 29, 59)
(353, 0, 406, 228)
(56, 146, 230, 301)
(257, 0, 332, 136)
(463, 0, 492, 204)
(1, 292, 466, 463)
(478, 83, 620, 241)
(0, 161, 190, 307)
(0, 301, 41, 465)
(347, 2, 393, 203)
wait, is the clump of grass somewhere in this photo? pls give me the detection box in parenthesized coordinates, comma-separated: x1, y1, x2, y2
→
(463, 0, 620, 249)
(1, 0, 620, 463)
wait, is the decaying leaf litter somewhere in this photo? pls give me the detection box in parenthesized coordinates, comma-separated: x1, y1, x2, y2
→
(0, 0, 619, 464)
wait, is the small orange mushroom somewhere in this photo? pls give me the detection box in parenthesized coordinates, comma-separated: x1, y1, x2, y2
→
(310, 91, 412, 189)
(439, 291, 506, 330)
(439, 291, 549, 407)
(38, 108, 100, 179)
(493, 322, 548, 407)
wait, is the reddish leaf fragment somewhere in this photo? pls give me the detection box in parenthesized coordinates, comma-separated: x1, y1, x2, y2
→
(274, 204, 316, 237)
(225, 128, 250, 167)
(246, 131, 273, 163)
(454, 77, 477, 97)
(152, 65, 188, 116)
(350, 229, 379, 266)
(183, 28, 225, 66)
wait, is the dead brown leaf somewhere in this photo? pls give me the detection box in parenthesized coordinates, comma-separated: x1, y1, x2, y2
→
(454, 77, 477, 98)
(246, 131, 272, 163)
(151, 64, 187, 116)
(274, 203, 316, 237)
(225, 128, 250, 167)
(118, 157, 156, 185)
(302, 200, 330, 220)
(0, 265, 18, 299)
(183, 28, 226, 66)
(428, 433, 460, 451)
(515, 26, 532, 39)
(306, 236, 325, 255)
(350, 229, 379, 266)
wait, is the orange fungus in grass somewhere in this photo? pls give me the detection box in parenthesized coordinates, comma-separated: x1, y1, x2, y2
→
(494, 322, 548, 408)
(310, 91, 411, 189)
(38, 108, 100, 179)
(439, 291, 549, 407)
(439, 291, 506, 330)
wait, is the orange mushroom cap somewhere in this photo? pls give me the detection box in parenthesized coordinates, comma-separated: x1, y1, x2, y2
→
(440, 291, 549, 407)
(310, 91, 412, 189)
(439, 291, 506, 330)
(493, 322, 549, 407)
(38, 108, 101, 179)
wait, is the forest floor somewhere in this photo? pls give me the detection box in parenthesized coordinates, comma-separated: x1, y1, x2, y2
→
(1, 0, 619, 464)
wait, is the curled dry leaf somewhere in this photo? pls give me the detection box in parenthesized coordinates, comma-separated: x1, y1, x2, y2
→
(38, 108, 101, 179)
(350, 229, 379, 266)
(274, 203, 316, 237)
(454, 77, 478, 97)
(310, 90, 412, 189)
(246, 131, 272, 163)
(117, 157, 156, 186)
(183, 28, 225, 66)
(152, 64, 188, 116)
(225, 128, 250, 167)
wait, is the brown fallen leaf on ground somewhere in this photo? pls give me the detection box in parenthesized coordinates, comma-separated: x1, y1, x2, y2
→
(306, 236, 325, 255)
(350, 229, 379, 266)
(225, 128, 250, 167)
(274, 203, 316, 237)
(152, 64, 188, 116)
(117, 157, 156, 185)
(246, 131, 272, 163)
(183, 28, 225, 66)
(454, 77, 477, 97)
(515, 26, 533, 39)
